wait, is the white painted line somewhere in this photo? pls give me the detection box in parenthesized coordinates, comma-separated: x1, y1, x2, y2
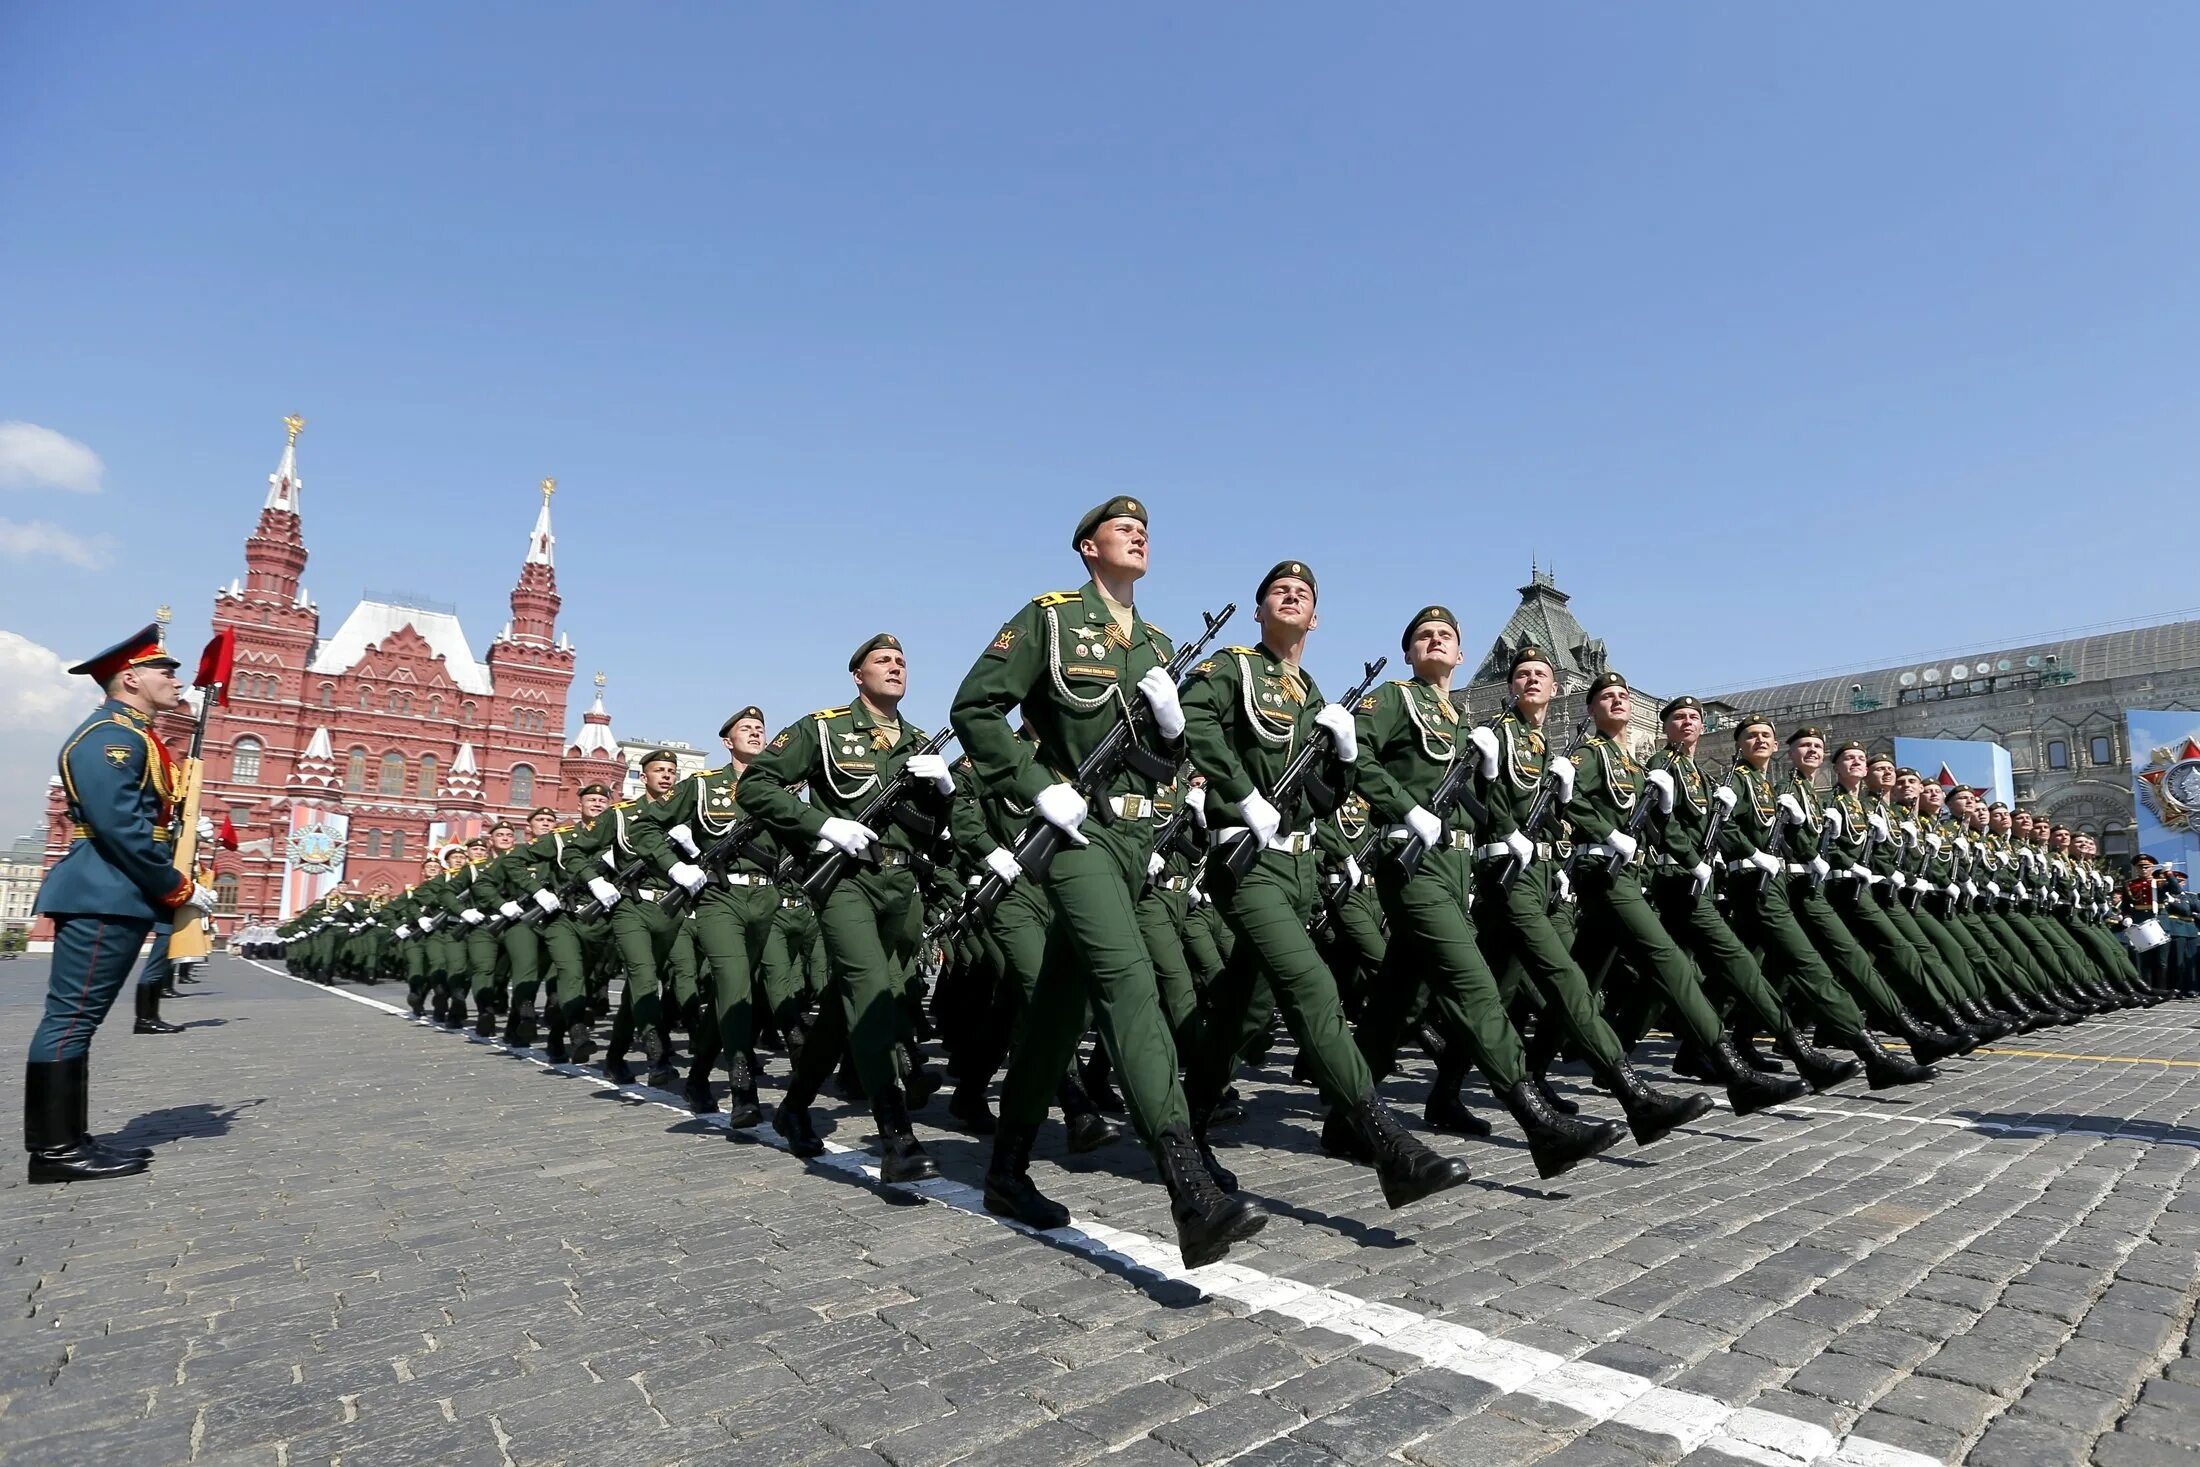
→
(236, 958, 1944, 1466)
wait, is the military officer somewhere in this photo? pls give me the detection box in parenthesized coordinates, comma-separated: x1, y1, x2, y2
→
(27, 624, 215, 1184)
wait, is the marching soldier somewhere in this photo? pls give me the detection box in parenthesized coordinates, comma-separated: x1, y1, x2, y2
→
(565, 752, 698, 1086)
(484, 809, 561, 1047)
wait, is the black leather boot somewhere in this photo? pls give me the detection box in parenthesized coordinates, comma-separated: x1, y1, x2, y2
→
(26, 1060, 148, 1184)
(1340, 1089, 1472, 1208)
(642, 1025, 678, 1091)
(446, 996, 469, 1031)
(1156, 1126, 1267, 1268)
(133, 985, 182, 1036)
(682, 1051, 720, 1114)
(1192, 1115, 1239, 1193)
(872, 1087, 940, 1184)
(1496, 1079, 1623, 1180)
(1670, 1042, 1718, 1084)
(1707, 1037, 1808, 1116)
(723, 1049, 762, 1130)
(903, 1039, 941, 1108)
(1079, 1050, 1126, 1115)
(1055, 1077, 1123, 1153)
(70, 1059, 153, 1161)
(1849, 1030, 1934, 1089)
(1733, 1028, 1786, 1074)
(1893, 1008, 1964, 1065)
(1423, 1054, 1493, 1137)
(772, 1061, 825, 1157)
(983, 1121, 1069, 1229)
(474, 1002, 497, 1039)
(948, 1080, 998, 1135)
(1774, 1026, 1859, 1092)
(1525, 1024, 1578, 1116)
(1603, 1058, 1714, 1146)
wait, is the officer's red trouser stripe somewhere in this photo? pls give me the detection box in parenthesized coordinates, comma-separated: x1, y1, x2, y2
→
(55, 917, 107, 1057)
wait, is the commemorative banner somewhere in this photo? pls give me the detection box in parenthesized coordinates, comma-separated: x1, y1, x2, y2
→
(2129, 710, 2200, 875)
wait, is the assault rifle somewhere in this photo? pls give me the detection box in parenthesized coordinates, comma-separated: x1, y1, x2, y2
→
(1391, 696, 1502, 880)
(801, 726, 960, 905)
(1213, 658, 1387, 882)
(1311, 825, 1383, 940)
(1499, 712, 1595, 903)
(1694, 778, 1735, 898)
(659, 813, 782, 919)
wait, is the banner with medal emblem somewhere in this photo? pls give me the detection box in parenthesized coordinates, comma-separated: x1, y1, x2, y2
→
(279, 802, 350, 918)
(2129, 711, 2200, 874)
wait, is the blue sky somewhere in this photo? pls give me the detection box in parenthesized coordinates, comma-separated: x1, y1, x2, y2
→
(4, 5, 2198, 833)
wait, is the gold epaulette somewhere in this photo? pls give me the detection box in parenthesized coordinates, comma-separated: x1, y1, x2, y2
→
(1222, 645, 1257, 657)
(1143, 621, 1167, 638)
(614, 800, 636, 810)
(1033, 590, 1081, 607)
(556, 824, 575, 833)
(809, 706, 850, 719)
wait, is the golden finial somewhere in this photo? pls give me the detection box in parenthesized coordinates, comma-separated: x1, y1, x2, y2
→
(155, 605, 173, 646)
(594, 671, 606, 690)
(283, 414, 306, 444)
(541, 476, 557, 503)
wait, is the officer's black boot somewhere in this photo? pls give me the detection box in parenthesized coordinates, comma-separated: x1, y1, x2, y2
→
(983, 1121, 1069, 1230)
(1670, 1041, 1718, 1085)
(1156, 1125, 1267, 1268)
(722, 1048, 762, 1130)
(1424, 1053, 1493, 1137)
(682, 1043, 720, 1114)
(903, 1038, 942, 1109)
(948, 1077, 997, 1135)
(1496, 1078, 1624, 1180)
(447, 995, 469, 1031)
(1706, 1036, 1808, 1115)
(772, 1062, 825, 1158)
(1774, 1025, 1860, 1092)
(1732, 1026, 1787, 1074)
(1192, 1113, 1239, 1193)
(1055, 1076, 1123, 1153)
(26, 1061, 148, 1184)
(133, 984, 183, 1036)
(1341, 1089, 1472, 1208)
(500, 1001, 524, 1046)
(1080, 1046, 1126, 1115)
(544, 1014, 570, 1064)
(872, 1087, 940, 1185)
(1850, 1029, 1935, 1089)
(474, 1000, 497, 1039)
(1524, 1023, 1579, 1116)
(1602, 1058, 1714, 1146)
(1892, 1007, 1964, 1065)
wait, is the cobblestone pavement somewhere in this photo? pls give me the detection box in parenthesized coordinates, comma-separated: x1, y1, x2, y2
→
(4, 956, 2199, 1467)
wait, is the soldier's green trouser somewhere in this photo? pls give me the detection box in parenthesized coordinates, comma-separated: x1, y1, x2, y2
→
(1829, 880, 1957, 1016)
(689, 878, 780, 1076)
(1190, 901, 1233, 977)
(1570, 866, 1729, 1054)
(2069, 918, 2141, 989)
(1133, 885, 1205, 1046)
(1785, 877, 1909, 1029)
(501, 921, 543, 1010)
(1314, 880, 1386, 1017)
(996, 819, 1191, 1147)
(431, 930, 468, 1001)
(608, 893, 693, 1036)
(1643, 870, 1796, 1037)
(2016, 909, 2096, 990)
(402, 936, 427, 999)
(1186, 842, 1375, 1119)
(1724, 871, 1870, 1035)
(1941, 901, 2036, 1009)
(539, 913, 606, 1029)
(1475, 856, 1632, 1076)
(1360, 845, 1527, 1090)
(785, 867, 919, 1102)
(760, 896, 827, 1022)
(970, 879, 1100, 1096)
(466, 923, 502, 1008)
(1886, 895, 1979, 1002)
(1976, 909, 2056, 996)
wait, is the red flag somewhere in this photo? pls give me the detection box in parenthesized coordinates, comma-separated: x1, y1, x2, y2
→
(194, 628, 236, 705)
(217, 814, 239, 851)
(1936, 763, 1959, 788)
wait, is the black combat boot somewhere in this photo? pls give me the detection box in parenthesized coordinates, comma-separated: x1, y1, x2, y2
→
(70, 1063, 153, 1161)
(1732, 1027, 1787, 1073)
(772, 1059, 826, 1158)
(1774, 1026, 1860, 1092)
(1056, 1076, 1123, 1153)
(1423, 1054, 1493, 1137)
(902, 1038, 941, 1108)
(1706, 1037, 1809, 1116)
(871, 1087, 940, 1185)
(1525, 1025, 1579, 1116)
(1601, 1058, 1714, 1146)
(722, 1049, 762, 1130)
(474, 1002, 497, 1039)
(133, 985, 183, 1036)
(1848, 1030, 1935, 1089)
(1495, 1078, 1624, 1180)
(983, 1121, 1070, 1230)
(641, 1023, 678, 1091)
(948, 1079, 997, 1135)
(26, 1060, 148, 1185)
(1891, 1008, 1964, 1066)
(1337, 1089, 1473, 1208)
(1155, 1126, 1267, 1268)
(1079, 1048, 1126, 1115)
(1192, 1114, 1239, 1193)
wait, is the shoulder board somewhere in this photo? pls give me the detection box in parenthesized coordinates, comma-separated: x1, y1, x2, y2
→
(1223, 646, 1256, 657)
(700, 764, 729, 779)
(1390, 679, 1413, 689)
(555, 824, 574, 834)
(1033, 590, 1081, 607)
(1142, 621, 1167, 638)
(809, 706, 850, 719)
(614, 800, 636, 810)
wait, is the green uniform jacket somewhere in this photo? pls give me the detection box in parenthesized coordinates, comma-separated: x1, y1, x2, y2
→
(1644, 746, 1718, 869)
(1474, 711, 1552, 839)
(1180, 642, 1351, 834)
(1717, 760, 1786, 864)
(1562, 730, 1642, 847)
(1350, 678, 1471, 832)
(629, 764, 780, 881)
(744, 701, 944, 855)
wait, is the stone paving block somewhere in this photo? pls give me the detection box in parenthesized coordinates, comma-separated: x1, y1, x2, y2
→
(1288, 1384, 1456, 1460)
(1401, 1405, 1568, 1466)
(1149, 1393, 1306, 1464)
(1262, 1357, 1396, 1419)
(1967, 1415, 2093, 1467)
(1059, 1379, 1202, 1448)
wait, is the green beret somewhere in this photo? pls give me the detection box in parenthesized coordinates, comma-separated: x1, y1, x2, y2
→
(1257, 559, 1317, 604)
(1586, 671, 1627, 698)
(1868, 750, 1896, 767)
(577, 782, 613, 798)
(1732, 714, 1774, 744)
(1832, 739, 1867, 757)
(1894, 767, 1919, 779)
(2136, 852, 2158, 865)
(1945, 784, 1972, 799)
(639, 748, 679, 769)
(1659, 694, 1702, 721)
(1509, 644, 1553, 674)
(719, 705, 766, 738)
(1987, 800, 2008, 811)
(1785, 725, 1823, 745)
(1401, 604, 1458, 653)
(1071, 496, 1148, 550)
(848, 632, 902, 671)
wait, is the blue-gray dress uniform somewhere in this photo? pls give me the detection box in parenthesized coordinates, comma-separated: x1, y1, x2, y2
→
(26, 625, 201, 1183)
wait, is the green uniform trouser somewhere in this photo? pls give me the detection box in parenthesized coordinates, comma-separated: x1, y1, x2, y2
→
(1190, 901, 1233, 977)
(786, 866, 920, 1102)
(501, 921, 543, 1010)
(431, 930, 467, 1000)
(1896, 897, 1990, 1004)
(1785, 877, 1909, 1029)
(1569, 865, 1730, 1054)
(689, 877, 781, 1076)
(1475, 856, 1632, 1077)
(1133, 884, 1205, 1047)
(2013, 908, 2094, 990)
(1360, 845, 1527, 1090)
(1829, 878, 1957, 1015)
(1723, 870, 1870, 1036)
(760, 897, 827, 1022)
(608, 892, 693, 1034)
(539, 913, 605, 1029)
(1186, 843, 1376, 1119)
(466, 923, 502, 1006)
(402, 937, 428, 999)
(1977, 908, 2057, 996)
(1316, 880, 1386, 1019)
(1642, 870, 1796, 1039)
(997, 819, 1192, 1147)
(2069, 918, 2140, 989)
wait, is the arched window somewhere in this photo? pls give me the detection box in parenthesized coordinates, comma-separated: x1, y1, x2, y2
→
(357, 684, 372, 710)
(509, 764, 535, 807)
(390, 830, 406, 860)
(379, 752, 405, 795)
(462, 701, 476, 724)
(213, 873, 239, 916)
(2045, 740, 2068, 770)
(345, 747, 368, 792)
(389, 689, 410, 714)
(2089, 735, 2113, 765)
(319, 683, 335, 709)
(428, 695, 442, 719)
(365, 829, 383, 857)
(417, 753, 438, 798)
(232, 737, 263, 784)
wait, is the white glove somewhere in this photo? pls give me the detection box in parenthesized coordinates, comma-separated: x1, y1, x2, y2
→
(1955, 836, 1972, 856)
(586, 876, 622, 909)
(1184, 785, 1208, 827)
(1147, 851, 1166, 879)
(1985, 881, 2001, 898)
(1778, 793, 1806, 826)
(2015, 881, 2030, 900)
(396, 924, 413, 940)
(1033, 782, 1090, 845)
(1240, 791, 1281, 847)
(1823, 806, 1844, 836)
(419, 913, 438, 932)
(667, 823, 700, 859)
(533, 888, 563, 914)
(1689, 861, 1713, 887)
(1868, 813, 1890, 841)
(499, 901, 524, 920)
(462, 908, 485, 925)
(1503, 830, 1535, 867)
(1749, 850, 1781, 876)
(182, 882, 219, 916)
(1964, 881, 1980, 900)
(1901, 822, 1919, 842)
(906, 753, 954, 794)
(1344, 856, 1363, 887)
(1469, 726, 1499, 778)
(1554, 869, 1574, 904)
(1808, 857, 1831, 882)
(1946, 883, 1962, 900)
(1890, 872, 1908, 890)
(985, 847, 1022, 885)
(1607, 830, 1638, 864)
(1861, 871, 1880, 886)
(1713, 784, 1738, 812)
(1645, 769, 1675, 813)
(815, 817, 878, 859)
(1137, 667, 1186, 740)
(1403, 804, 1442, 849)
(1546, 755, 1576, 803)
(1314, 703, 1358, 763)
(1187, 884, 1207, 909)
(1925, 832, 1943, 853)
(669, 861, 708, 894)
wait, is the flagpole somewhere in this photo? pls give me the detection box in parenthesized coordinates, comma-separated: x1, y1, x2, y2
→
(163, 631, 235, 963)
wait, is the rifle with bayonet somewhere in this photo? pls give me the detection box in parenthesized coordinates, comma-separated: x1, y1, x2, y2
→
(1213, 657, 1387, 882)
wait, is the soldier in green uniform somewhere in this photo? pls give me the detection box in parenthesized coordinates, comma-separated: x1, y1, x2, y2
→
(951, 498, 1264, 1267)
(1179, 561, 1471, 1207)
(453, 835, 509, 1037)
(1350, 607, 1623, 1177)
(569, 752, 698, 1086)
(530, 782, 619, 1063)
(422, 845, 474, 1027)
(1936, 786, 2058, 1023)
(1472, 646, 1710, 1146)
(395, 858, 442, 1016)
(1312, 792, 1385, 1021)
(743, 635, 955, 1182)
(481, 809, 560, 1047)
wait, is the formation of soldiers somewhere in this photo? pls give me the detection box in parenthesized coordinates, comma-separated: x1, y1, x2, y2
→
(269, 501, 2181, 1269)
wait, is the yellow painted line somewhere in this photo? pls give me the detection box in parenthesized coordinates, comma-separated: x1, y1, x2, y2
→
(1973, 1047, 2200, 1068)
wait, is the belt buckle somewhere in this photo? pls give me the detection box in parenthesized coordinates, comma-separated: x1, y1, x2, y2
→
(1120, 793, 1148, 819)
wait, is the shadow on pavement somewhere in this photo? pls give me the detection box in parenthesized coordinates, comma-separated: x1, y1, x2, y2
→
(107, 1098, 265, 1147)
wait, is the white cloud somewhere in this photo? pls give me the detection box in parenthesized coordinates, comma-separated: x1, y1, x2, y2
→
(0, 629, 92, 732)
(0, 518, 116, 569)
(0, 422, 104, 494)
